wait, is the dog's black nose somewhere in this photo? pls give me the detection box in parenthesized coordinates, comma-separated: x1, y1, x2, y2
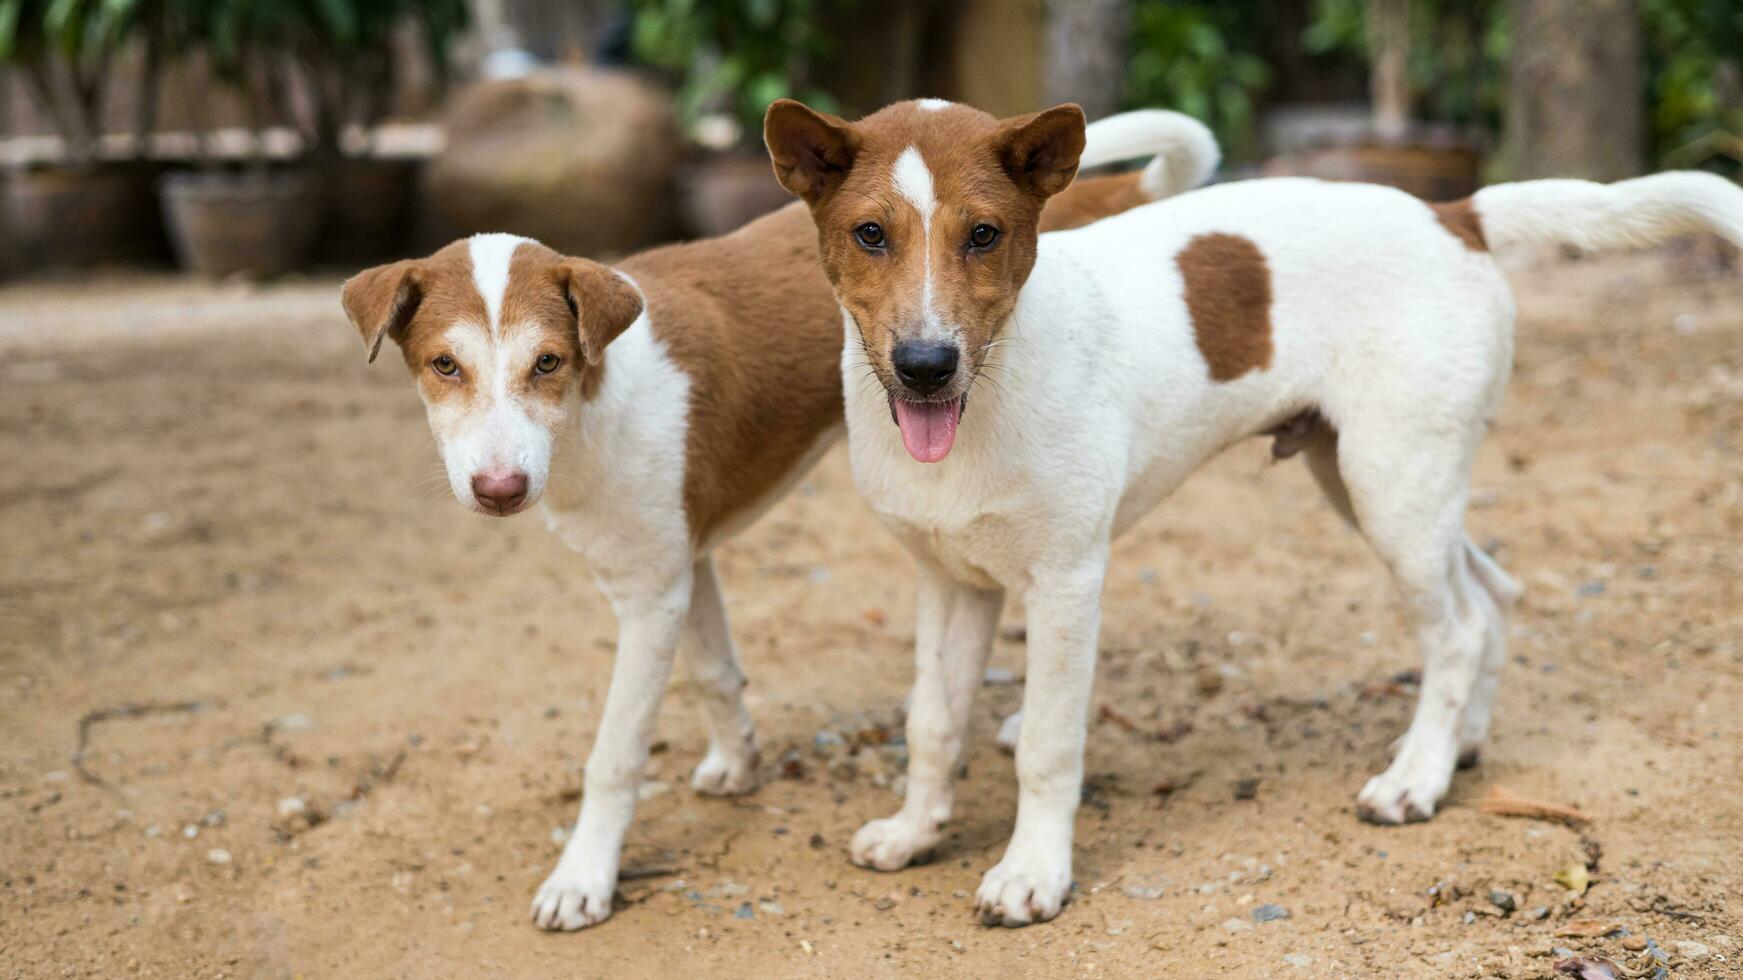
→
(891, 340, 959, 395)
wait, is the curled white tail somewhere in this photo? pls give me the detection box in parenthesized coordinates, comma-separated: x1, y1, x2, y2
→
(1080, 109, 1220, 201)
(1474, 172, 1743, 253)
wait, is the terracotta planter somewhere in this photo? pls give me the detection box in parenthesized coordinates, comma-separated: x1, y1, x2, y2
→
(315, 157, 419, 266)
(1263, 139, 1482, 201)
(3, 162, 172, 273)
(159, 170, 324, 277)
(678, 151, 794, 238)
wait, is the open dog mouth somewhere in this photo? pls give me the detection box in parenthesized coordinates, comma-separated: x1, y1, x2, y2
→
(888, 393, 968, 463)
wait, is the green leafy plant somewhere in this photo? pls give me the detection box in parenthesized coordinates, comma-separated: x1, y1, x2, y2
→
(162, 0, 467, 165)
(1305, 0, 1740, 171)
(0, 0, 155, 163)
(1123, 1, 1272, 159)
(277, 0, 469, 158)
(1641, 0, 1743, 173)
(627, 0, 841, 149)
(1302, 0, 1505, 133)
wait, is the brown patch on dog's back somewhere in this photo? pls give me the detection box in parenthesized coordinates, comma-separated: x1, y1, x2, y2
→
(1175, 233, 1274, 382)
(1038, 172, 1149, 232)
(1430, 198, 1487, 252)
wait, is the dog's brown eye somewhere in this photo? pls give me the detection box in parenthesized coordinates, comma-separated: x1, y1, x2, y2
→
(535, 353, 561, 374)
(854, 222, 886, 249)
(432, 355, 459, 376)
(969, 224, 1000, 249)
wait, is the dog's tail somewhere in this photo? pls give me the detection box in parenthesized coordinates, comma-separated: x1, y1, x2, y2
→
(1080, 109, 1220, 200)
(1473, 172, 1743, 253)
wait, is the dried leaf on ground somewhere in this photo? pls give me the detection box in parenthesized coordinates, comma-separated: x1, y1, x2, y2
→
(1479, 785, 1593, 826)
(1556, 863, 1592, 896)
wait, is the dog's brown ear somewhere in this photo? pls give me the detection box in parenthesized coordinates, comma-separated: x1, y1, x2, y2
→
(342, 260, 423, 363)
(994, 104, 1087, 200)
(764, 98, 859, 205)
(555, 258, 643, 364)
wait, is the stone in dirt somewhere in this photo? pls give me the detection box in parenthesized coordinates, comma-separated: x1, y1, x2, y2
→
(1252, 903, 1291, 923)
(1672, 941, 1709, 961)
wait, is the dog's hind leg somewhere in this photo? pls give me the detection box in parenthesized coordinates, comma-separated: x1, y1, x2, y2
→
(853, 562, 1004, 871)
(1453, 538, 1519, 767)
(1302, 400, 1517, 778)
(683, 556, 760, 796)
(1330, 419, 1493, 824)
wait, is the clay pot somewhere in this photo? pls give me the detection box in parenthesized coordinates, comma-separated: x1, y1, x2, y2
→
(159, 169, 324, 277)
(1263, 139, 1482, 201)
(315, 157, 420, 266)
(425, 67, 683, 256)
(3, 162, 172, 274)
(678, 151, 794, 238)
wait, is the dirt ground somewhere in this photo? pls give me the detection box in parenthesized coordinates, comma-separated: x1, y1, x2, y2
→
(3, 247, 1740, 979)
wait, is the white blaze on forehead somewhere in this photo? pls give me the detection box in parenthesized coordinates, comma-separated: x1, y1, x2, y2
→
(916, 98, 952, 111)
(468, 233, 529, 334)
(892, 146, 935, 218)
(891, 146, 945, 339)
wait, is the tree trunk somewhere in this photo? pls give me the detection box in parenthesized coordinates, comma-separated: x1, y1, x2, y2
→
(1043, 0, 1128, 119)
(1366, 0, 1410, 141)
(1505, 0, 1643, 180)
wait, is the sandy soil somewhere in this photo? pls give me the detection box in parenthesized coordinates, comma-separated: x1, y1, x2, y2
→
(3, 249, 1741, 979)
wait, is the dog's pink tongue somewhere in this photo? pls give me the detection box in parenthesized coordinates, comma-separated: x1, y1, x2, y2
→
(893, 398, 960, 463)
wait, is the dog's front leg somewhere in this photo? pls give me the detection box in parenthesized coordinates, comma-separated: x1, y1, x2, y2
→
(852, 562, 1003, 871)
(531, 568, 693, 931)
(976, 562, 1105, 927)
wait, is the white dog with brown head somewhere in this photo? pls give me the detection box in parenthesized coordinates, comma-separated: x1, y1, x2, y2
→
(767, 96, 1743, 927)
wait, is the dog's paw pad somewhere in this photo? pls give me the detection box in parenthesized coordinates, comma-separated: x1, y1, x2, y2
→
(530, 870, 616, 931)
(850, 816, 940, 872)
(974, 856, 1070, 927)
(1355, 768, 1446, 825)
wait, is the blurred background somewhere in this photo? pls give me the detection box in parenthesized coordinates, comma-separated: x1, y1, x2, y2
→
(1, 0, 1739, 279)
(5, 5, 1742, 975)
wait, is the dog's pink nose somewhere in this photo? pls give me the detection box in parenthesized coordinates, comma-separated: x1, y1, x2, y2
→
(471, 471, 529, 515)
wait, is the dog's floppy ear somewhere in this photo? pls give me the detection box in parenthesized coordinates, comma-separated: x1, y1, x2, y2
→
(764, 98, 859, 205)
(342, 260, 423, 363)
(555, 258, 644, 364)
(994, 103, 1087, 200)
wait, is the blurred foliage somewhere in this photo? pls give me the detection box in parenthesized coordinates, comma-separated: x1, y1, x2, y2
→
(627, 0, 840, 148)
(1127, 0, 1739, 171)
(1123, 1, 1273, 158)
(1, 0, 466, 158)
(0, 0, 149, 158)
(1641, 0, 1743, 170)
(1302, 0, 1506, 133)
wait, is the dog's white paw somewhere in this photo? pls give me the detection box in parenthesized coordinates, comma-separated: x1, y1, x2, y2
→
(530, 865, 616, 931)
(850, 815, 941, 871)
(995, 710, 1022, 755)
(974, 849, 1071, 927)
(691, 743, 759, 796)
(1355, 746, 1455, 824)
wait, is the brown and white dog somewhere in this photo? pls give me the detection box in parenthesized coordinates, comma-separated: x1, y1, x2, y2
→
(767, 96, 1743, 926)
(339, 108, 1218, 931)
